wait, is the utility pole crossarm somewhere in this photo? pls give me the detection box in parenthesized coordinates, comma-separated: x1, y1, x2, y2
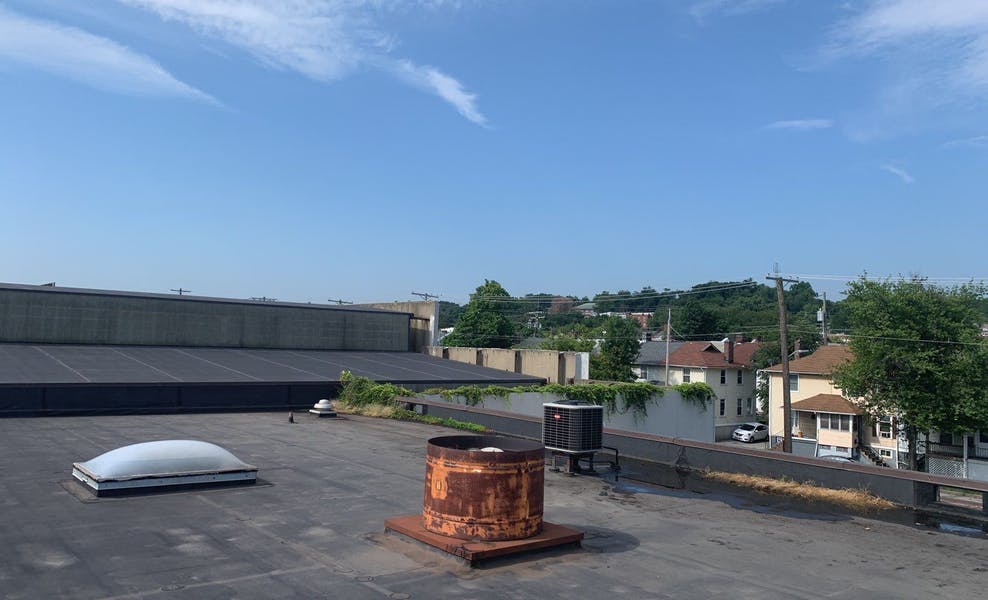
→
(411, 291, 440, 301)
(766, 274, 799, 454)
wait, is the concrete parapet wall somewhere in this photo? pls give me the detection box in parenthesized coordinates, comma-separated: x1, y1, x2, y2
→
(425, 346, 587, 383)
(423, 390, 713, 442)
(0, 285, 410, 351)
(410, 399, 983, 509)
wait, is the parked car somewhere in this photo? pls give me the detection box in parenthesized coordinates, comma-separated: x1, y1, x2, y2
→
(731, 422, 768, 443)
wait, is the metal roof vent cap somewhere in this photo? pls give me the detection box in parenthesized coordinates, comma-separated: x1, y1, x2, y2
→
(72, 440, 257, 496)
(309, 399, 337, 418)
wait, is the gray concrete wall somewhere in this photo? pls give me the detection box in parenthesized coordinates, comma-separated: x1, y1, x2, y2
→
(352, 301, 437, 352)
(0, 285, 409, 351)
(422, 389, 714, 442)
(426, 346, 587, 383)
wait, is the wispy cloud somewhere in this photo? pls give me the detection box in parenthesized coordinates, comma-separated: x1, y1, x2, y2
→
(942, 135, 988, 149)
(0, 6, 213, 102)
(118, 0, 488, 125)
(822, 1, 988, 139)
(880, 164, 915, 184)
(765, 118, 834, 131)
(690, 0, 786, 22)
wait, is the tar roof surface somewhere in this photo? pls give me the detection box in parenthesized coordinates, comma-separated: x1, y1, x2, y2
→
(2, 413, 986, 599)
(0, 345, 541, 385)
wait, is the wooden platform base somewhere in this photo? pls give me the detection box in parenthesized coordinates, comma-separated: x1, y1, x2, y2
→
(384, 515, 583, 565)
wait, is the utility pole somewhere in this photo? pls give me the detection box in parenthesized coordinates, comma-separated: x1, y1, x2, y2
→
(327, 298, 352, 305)
(171, 288, 190, 295)
(767, 272, 799, 453)
(411, 291, 440, 301)
(819, 291, 828, 345)
(664, 308, 672, 386)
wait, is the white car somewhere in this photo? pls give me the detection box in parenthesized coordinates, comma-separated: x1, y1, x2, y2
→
(731, 422, 768, 443)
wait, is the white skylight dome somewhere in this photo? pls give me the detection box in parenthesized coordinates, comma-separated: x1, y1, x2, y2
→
(72, 440, 257, 496)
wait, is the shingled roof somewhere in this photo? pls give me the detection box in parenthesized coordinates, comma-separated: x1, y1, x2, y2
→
(791, 393, 862, 415)
(764, 345, 852, 375)
(658, 340, 761, 369)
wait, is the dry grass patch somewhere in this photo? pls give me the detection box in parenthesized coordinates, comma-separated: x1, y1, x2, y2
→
(702, 470, 896, 512)
(331, 400, 395, 418)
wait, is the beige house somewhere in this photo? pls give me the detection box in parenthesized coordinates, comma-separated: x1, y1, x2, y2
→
(764, 345, 900, 467)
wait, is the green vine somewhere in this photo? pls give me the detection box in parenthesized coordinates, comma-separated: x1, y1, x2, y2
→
(425, 382, 664, 422)
(673, 382, 715, 411)
(338, 370, 412, 407)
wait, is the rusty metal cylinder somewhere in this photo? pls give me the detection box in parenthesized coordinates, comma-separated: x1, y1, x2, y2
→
(423, 435, 545, 541)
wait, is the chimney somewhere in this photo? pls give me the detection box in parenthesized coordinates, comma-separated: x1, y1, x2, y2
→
(734, 333, 743, 344)
(725, 338, 734, 363)
(793, 339, 801, 357)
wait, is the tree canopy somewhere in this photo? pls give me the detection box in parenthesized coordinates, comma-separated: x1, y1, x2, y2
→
(589, 316, 641, 382)
(442, 280, 517, 349)
(831, 278, 988, 466)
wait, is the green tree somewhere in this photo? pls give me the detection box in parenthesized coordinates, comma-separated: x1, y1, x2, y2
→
(442, 280, 517, 349)
(674, 300, 721, 337)
(540, 335, 596, 352)
(831, 278, 988, 469)
(590, 316, 641, 381)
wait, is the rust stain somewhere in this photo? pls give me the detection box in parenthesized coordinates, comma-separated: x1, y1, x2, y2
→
(422, 436, 545, 541)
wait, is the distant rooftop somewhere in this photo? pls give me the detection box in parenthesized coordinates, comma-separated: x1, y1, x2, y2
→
(0, 282, 406, 315)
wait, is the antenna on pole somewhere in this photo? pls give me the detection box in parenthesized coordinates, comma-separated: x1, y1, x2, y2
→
(170, 288, 191, 296)
(411, 291, 440, 301)
(327, 298, 352, 305)
(249, 296, 278, 302)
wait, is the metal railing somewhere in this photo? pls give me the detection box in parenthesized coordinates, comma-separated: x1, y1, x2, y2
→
(927, 442, 988, 460)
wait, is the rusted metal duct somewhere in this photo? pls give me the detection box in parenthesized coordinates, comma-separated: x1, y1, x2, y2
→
(423, 435, 545, 541)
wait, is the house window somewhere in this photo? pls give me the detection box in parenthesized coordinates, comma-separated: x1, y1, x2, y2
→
(788, 374, 799, 392)
(720, 369, 726, 385)
(682, 368, 691, 383)
(746, 398, 753, 414)
(639, 367, 648, 380)
(736, 398, 743, 416)
(737, 370, 743, 385)
(879, 448, 893, 458)
(878, 416, 893, 438)
(818, 444, 832, 451)
(836, 446, 849, 453)
(820, 413, 851, 431)
(719, 398, 725, 416)
(940, 432, 954, 446)
(980, 431, 988, 445)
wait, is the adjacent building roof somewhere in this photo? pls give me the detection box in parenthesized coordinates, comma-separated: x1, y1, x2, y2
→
(764, 345, 852, 375)
(574, 302, 596, 311)
(635, 341, 684, 365)
(791, 393, 863, 415)
(0, 343, 542, 385)
(659, 341, 761, 369)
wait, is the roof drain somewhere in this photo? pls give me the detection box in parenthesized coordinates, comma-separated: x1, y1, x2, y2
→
(72, 440, 257, 496)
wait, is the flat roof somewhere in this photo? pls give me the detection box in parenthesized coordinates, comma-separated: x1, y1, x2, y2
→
(0, 344, 541, 386)
(1, 413, 984, 599)
(0, 282, 409, 316)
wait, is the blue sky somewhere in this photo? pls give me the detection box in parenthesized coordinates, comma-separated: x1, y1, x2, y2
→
(2, 0, 987, 304)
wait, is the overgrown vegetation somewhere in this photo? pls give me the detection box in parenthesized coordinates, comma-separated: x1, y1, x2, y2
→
(335, 371, 487, 433)
(701, 469, 896, 512)
(425, 381, 663, 421)
(672, 382, 715, 410)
